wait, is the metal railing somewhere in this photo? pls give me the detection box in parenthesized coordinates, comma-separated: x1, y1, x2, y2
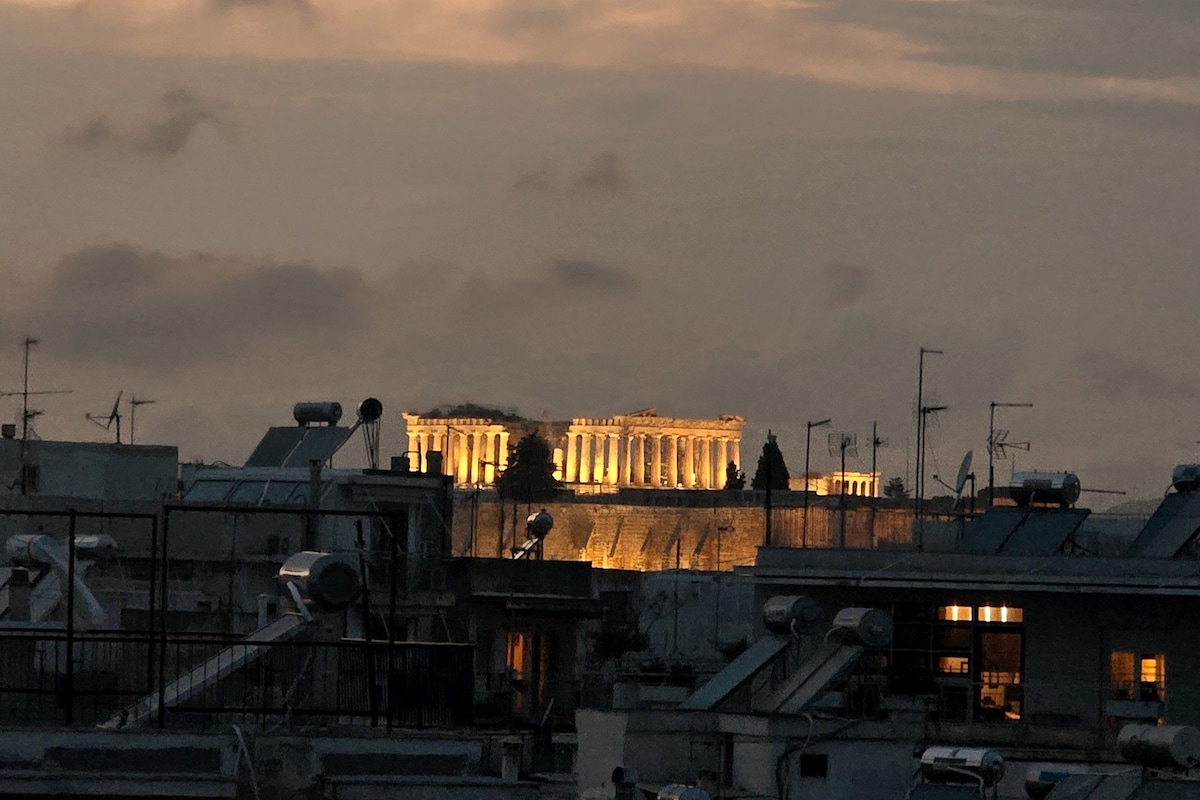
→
(0, 627, 474, 729)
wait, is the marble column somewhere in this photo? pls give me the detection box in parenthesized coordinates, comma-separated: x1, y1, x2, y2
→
(467, 432, 481, 484)
(593, 432, 605, 484)
(483, 432, 497, 484)
(650, 435, 662, 486)
(498, 431, 510, 470)
(606, 434, 620, 484)
(619, 435, 631, 486)
(632, 435, 644, 484)
(667, 435, 679, 487)
(456, 432, 470, 484)
(699, 436, 712, 489)
(683, 436, 695, 488)
(732, 437, 741, 472)
(579, 433, 592, 483)
(565, 432, 578, 483)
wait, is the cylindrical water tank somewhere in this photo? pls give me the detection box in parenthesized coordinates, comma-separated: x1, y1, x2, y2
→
(657, 786, 711, 800)
(919, 747, 1004, 787)
(827, 607, 893, 647)
(1008, 472, 1081, 507)
(761, 595, 825, 636)
(1118, 724, 1200, 769)
(1172, 464, 1200, 493)
(278, 551, 361, 613)
(293, 402, 343, 426)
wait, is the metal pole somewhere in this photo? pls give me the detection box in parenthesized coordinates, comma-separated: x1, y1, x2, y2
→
(870, 421, 879, 549)
(356, 520, 379, 727)
(803, 427, 811, 546)
(147, 515, 158, 699)
(802, 420, 830, 547)
(839, 438, 847, 549)
(387, 517, 399, 730)
(916, 348, 943, 520)
(158, 509, 170, 728)
(65, 508, 76, 726)
(19, 338, 34, 495)
(988, 402, 1033, 508)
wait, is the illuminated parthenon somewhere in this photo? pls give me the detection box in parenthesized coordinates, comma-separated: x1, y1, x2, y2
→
(402, 408, 745, 491)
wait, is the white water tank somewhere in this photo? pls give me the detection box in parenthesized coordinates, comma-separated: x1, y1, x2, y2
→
(919, 747, 1004, 787)
(827, 607, 893, 648)
(293, 402, 343, 426)
(278, 551, 361, 613)
(761, 595, 825, 636)
(1118, 724, 1200, 769)
(1009, 471, 1081, 507)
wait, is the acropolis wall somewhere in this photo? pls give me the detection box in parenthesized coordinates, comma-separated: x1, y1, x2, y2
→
(450, 496, 917, 570)
(403, 408, 745, 491)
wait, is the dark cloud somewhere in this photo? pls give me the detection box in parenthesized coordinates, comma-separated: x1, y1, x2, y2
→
(209, 0, 314, 17)
(9, 244, 366, 368)
(814, 0, 1200, 80)
(546, 259, 636, 293)
(512, 167, 556, 194)
(63, 87, 228, 158)
(569, 152, 629, 194)
(822, 262, 872, 308)
(1074, 349, 1196, 402)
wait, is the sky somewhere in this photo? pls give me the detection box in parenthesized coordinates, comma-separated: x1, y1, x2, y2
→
(2, 0, 1200, 508)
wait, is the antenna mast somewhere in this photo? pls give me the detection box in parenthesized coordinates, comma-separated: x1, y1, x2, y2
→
(130, 396, 156, 444)
(1, 337, 73, 495)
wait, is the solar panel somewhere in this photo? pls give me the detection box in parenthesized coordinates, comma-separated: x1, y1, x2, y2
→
(283, 426, 353, 467)
(959, 508, 1028, 554)
(1002, 509, 1090, 556)
(1126, 492, 1200, 559)
(680, 635, 790, 711)
(245, 427, 306, 467)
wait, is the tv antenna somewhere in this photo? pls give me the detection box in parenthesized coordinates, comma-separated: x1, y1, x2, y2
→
(828, 432, 858, 548)
(1, 337, 73, 494)
(86, 391, 123, 444)
(129, 396, 156, 444)
(987, 401, 1032, 507)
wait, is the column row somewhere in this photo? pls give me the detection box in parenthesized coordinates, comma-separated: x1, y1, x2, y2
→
(561, 432, 741, 489)
(406, 429, 509, 485)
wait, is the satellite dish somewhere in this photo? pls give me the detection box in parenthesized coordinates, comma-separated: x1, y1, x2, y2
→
(954, 450, 974, 495)
(107, 391, 123, 427)
(357, 397, 383, 423)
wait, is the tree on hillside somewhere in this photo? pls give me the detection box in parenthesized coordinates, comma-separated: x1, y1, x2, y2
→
(496, 432, 562, 503)
(883, 476, 910, 499)
(751, 433, 790, 491)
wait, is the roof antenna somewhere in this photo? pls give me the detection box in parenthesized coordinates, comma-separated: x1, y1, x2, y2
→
(130, 396, 156, 444)
(1, 337, 73, 494)
(86, 391, 123, 444)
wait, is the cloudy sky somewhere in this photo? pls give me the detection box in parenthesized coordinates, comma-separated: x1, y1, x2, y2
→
(2, 0, 1199, 507)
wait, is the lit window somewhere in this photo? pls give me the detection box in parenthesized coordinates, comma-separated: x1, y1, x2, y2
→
(977, 606, 1023, 624)
(1110, 651, 1165, 702)
(938, 656, 970, 674)
(937, 605, 973, 622)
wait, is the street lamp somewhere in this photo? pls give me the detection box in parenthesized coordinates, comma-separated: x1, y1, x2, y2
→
(988, 401, 1033, 508)
(803, 417, 832, 547)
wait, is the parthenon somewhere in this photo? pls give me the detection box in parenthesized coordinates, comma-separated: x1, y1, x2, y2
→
(402, 407, 745, 491)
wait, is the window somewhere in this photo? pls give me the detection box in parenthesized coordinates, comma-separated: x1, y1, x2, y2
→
(798, 754, 828, 778)
(1110, 651, 1165, 702)
(937, 605, 973, 622)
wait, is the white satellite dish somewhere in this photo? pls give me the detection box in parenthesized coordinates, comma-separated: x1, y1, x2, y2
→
(954, 450, 974, 495)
